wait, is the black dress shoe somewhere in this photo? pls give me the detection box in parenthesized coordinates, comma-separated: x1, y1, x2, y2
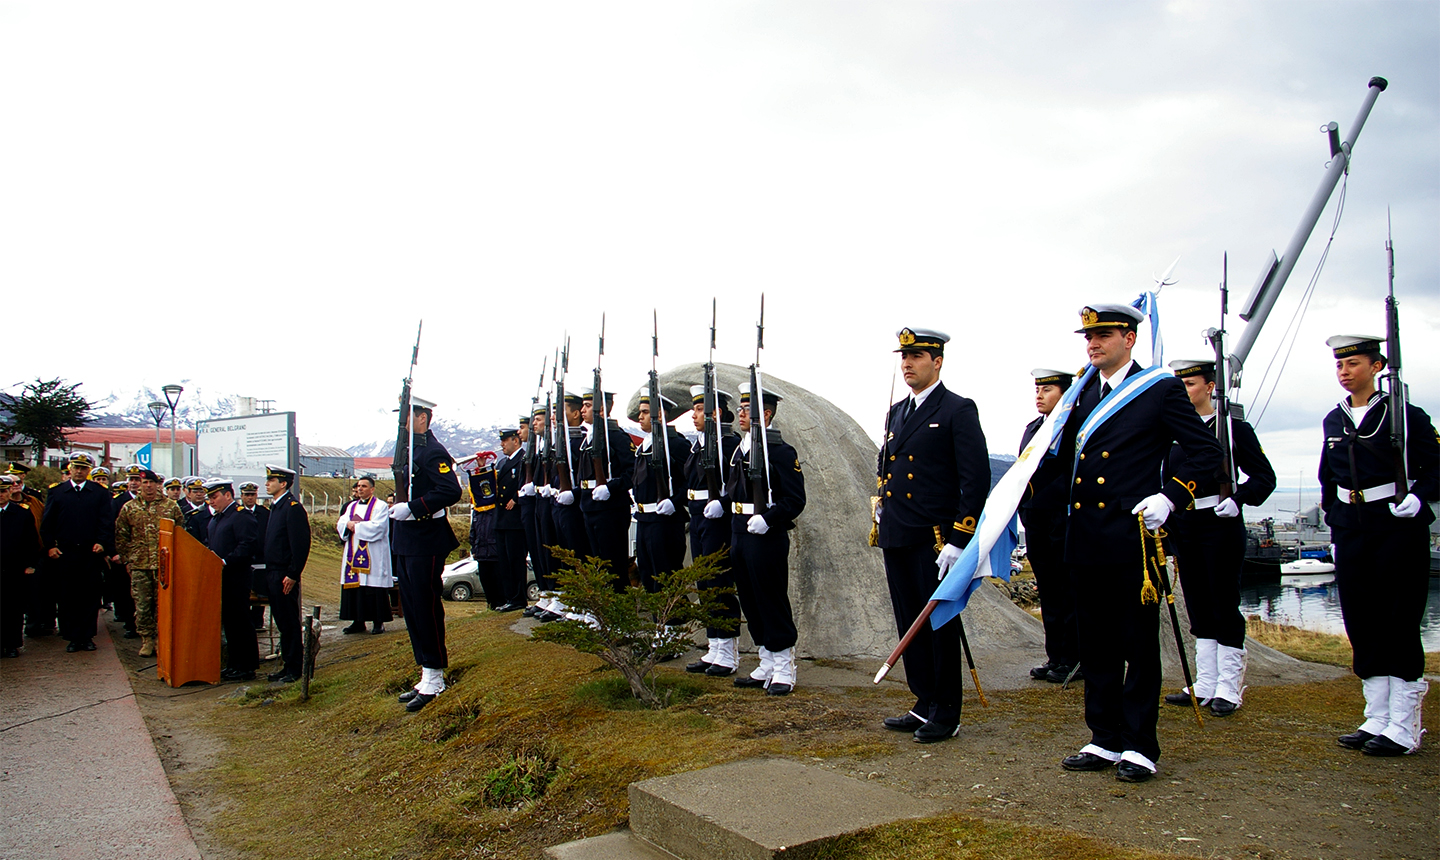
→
(1361, 735, 1408, 757)
(66, 641, 81, 653)
(222, 670, 256, 681)
(342, 623, 365, 634)
(81, 640, 96, 651)
(398, 689, 420, 703)
(496, 602, 525, 613)
(1045, 665, 1077, 683)
(1061, 752, 1115, 771)
(766, 682, 793, 696)
(705, 663, 736, 677)
(370, 624, 384, 634)
(1209, 697, 1239, 717)
(522, 606, 539, 618)
(405, 691, 438, 712)
(268, 670, 299, 683)
(2, 649, 18, 658)
(884, 713, 926, 732)
(1337, 729, 1376, 750)
(733, 676, 767, 688)
(1164, 690, 1199, 706)
(537, 611, 563, 622)
(913, 722, 959, 743)
(1029, 661, 1053, 680)
(685, 659, 714, 673)
(1116, 761, 1154, 783)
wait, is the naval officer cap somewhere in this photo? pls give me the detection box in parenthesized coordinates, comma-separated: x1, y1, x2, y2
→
(689, 384, 734, 410)
(1168, 358, 1216, 379)
(69, 452, 96, 468)
(894, 327, 949, 355)
(737, 382, 782, 408)
(239, 481, 260, 492)
(1326, 334, 1386, 363)
(163, 476, 182, 489)
(6, 462, 30, 476)
(203, 478, 234, 496)
(1031, 368, 1076, 388)
(124, 464, 144, 477)
(265, 464, 298, 481)
(1075, 303, 1145, 333)
(183, 476, 205, 490)
(91, 466, 111, 480)
(498, 427, 520, 441)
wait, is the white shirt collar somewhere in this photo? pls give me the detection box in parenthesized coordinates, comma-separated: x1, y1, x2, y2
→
(72, 480, 86, 490)
(1099, 361, 1133, 388)
(908, 378, 942, 410)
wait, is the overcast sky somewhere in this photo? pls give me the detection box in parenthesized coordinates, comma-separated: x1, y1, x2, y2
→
(4, 1, 1437, 490)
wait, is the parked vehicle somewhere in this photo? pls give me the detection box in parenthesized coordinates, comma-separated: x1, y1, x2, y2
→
(441, 556, 537, 603)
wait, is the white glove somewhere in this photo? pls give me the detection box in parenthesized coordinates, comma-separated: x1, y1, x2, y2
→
(388, 502, 414, 521)
(520, 482, 535, 497)
(1214, 497, 1240, 518)
(873, 504, 882, 525)
(746, 514, 770, 535)
(592, 484, 610, 502)
(656, 498, 675, 516)
(1131, 493, 1175, 529)
(557, 490, 575, 506)
(1390, 493, 1423, 518)
(704, 500, 723, 519)
(935, 543, 963, 581)
(1329, 543, 1337, 563)
(541, 485, 556, 498)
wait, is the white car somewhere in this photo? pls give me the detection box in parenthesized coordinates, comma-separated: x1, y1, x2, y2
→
(440, 556, 537, 603)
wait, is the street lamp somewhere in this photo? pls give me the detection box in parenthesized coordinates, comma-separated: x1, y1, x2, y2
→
(162, 384, 184, 478)
(147, 401, 166, 467)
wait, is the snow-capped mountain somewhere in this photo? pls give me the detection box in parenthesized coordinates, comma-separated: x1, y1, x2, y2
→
(347, 420, 504, 458)
(88, 384, 241, 429)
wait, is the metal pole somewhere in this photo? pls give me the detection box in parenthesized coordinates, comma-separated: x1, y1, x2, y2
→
(1230, 77, 1387, 379)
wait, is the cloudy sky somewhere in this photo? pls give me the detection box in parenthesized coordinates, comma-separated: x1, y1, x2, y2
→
(4, 1, 1437, 491)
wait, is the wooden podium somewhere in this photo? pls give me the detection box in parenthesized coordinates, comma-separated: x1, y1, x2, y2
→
(158, 519, 222, 687)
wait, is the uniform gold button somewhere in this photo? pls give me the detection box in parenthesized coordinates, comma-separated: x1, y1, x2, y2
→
(1079, 453, 1086, 460)
(908, 455, 914, 461)
(906, 493, 912, 499)
(889, 455, 896, 461)
(1097, 477, 1105, 485)
(1102, 451, 1109, 458)
(886, 473, 891, 480)
(907, 473, 913, 480)
(886, 491, 892, 498)
(1075, 477, 1082, 484)
(1098, 502, 1106, 509)
(1073, 502, 1081, 509)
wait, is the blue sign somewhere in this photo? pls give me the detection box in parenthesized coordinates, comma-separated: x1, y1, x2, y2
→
(136, 443, 152, 470)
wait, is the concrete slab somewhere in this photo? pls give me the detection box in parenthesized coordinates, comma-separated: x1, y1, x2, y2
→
(545, 830, 681, 860)
(0, 623, 202, 860)
(629, 757, 942, 860)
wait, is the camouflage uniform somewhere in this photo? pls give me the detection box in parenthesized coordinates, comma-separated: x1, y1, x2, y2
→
(115, 497, 185, 638)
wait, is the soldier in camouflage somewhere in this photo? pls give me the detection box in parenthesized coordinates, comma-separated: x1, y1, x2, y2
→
(114, 470, 185, 657)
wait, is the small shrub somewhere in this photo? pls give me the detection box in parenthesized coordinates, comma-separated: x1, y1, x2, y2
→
(479, 752, 557, 807)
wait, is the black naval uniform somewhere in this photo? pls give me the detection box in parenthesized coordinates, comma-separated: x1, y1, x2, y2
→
(183, 499, 212, 547)
(263, 490, 311, 677)
(1061, 362, 1222, 766)
(392, 429, 462, 670)
(632, 426, 690, 593)
(2, 499, 42, 653)
(1164, 414, 1275, 648)
(530, 438, 559, 592)
(519, 441, 551, 592)
(40, 480, 116, 644)
(725, 429, 806, 654)
(107, 490, 137, 631)
(686, 429, 742, 635)
(878, 382, 991, 730)
(495, 449, 528, 607)
(1320, 393, 1439, 682)
(577, 419, 636, 591)
(1019, 414, 1079, 677)
(467, 466, 503, 608)
(241, 503, 271, 628)
(551, 427, 591, 559)
(208, 501, 259, 673)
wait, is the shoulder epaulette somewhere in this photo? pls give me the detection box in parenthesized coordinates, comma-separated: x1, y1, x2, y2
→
(290, 499, 300, 506)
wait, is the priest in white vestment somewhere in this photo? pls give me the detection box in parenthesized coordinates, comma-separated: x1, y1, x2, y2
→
(337, 476, 395, 634)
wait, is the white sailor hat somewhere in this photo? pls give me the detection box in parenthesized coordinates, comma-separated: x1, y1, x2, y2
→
(689, 385, 734, 409)
(737, 382, 782, 407)
(394, 394, 436, 413)
(1031, 368, 1076, 387)
(894, 327, 950, 353)
(182, 476, 205, 490)
(1075, 303, 1145, 333)
(1326, 334, 1385, 360)
(637, 392, 678, 410)
(265, 464, 298, 480)
(1168, 358, 1216, 379)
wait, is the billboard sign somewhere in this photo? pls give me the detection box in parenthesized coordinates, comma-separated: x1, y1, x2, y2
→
(136, 443, 152, 470)
(196, 412, 298, 494)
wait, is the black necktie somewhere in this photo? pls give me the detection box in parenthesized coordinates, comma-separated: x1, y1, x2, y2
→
(900, 398, 915, 427)
(1100, 381, 1112, 399)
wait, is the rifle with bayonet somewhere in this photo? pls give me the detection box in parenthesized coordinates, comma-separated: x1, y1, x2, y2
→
(391, 321, 423, 503)
(554, 338, 574, 494)
(701, 299, 724, 501)
(649, 310, 673, 502)
(1205, 254, 1238, 501)
(1383, 211, 1408, 502)
(748, 295, 773, 510)
(591, 315, 612, 489)
(524, 356, 547, 486)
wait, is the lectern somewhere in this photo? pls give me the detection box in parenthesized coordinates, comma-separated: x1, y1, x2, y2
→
(157, 518, 222, 686)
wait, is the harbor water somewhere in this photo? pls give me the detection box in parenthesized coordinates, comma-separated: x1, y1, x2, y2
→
(1240, 575, 1440, 652)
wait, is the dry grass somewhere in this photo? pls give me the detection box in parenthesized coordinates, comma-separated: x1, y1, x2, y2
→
(1246, 615, 1440, 675)
(801, 813, 1187, 860)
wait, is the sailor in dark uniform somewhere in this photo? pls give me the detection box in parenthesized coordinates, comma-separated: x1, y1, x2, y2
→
(874, 328, 991, 742)
(631, 392, 689, 594)
(12, 463, 54, 639)
(494, 428, 528, 612)
(1161, 359, 1276, 716)
(180, 476, 212, 546)
(1056, 304, 1222, 783)
(537, 394, 591, 622)
(577, 391, 636, 592)
(204, 480, 260, 681)
(164, 476, 184, 504)
(707, 383, 806, 695)
(2, 475, 42, 657)
(238, 481, 270, 630)
(40, 453, 116, 652)
(519, 407, 553, 614)
(262, 465, 310, 683)
(684, 385, 742, 675)
(1320, 335, 1438, 756)
(389, 396, 462, 712)
(1019, 368, 1080, 684)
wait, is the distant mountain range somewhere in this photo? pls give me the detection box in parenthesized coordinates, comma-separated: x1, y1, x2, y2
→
(87, 384, 243, 429)
(346, 420, 504, 458)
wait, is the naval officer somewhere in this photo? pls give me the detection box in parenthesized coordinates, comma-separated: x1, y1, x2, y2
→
(875, 328, 991, 743)
(1057, 304, 1221, 783)
(1321, 335, 1438, 756)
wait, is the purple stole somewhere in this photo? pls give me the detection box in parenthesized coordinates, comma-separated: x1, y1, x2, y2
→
(342, 498, 377, 589)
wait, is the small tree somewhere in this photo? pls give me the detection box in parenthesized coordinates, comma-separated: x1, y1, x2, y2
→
(0, 378, 94, 464)
(532, 548, 736, 709)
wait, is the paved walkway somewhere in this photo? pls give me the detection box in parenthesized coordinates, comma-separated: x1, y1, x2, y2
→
(0, 623, 201, 860)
